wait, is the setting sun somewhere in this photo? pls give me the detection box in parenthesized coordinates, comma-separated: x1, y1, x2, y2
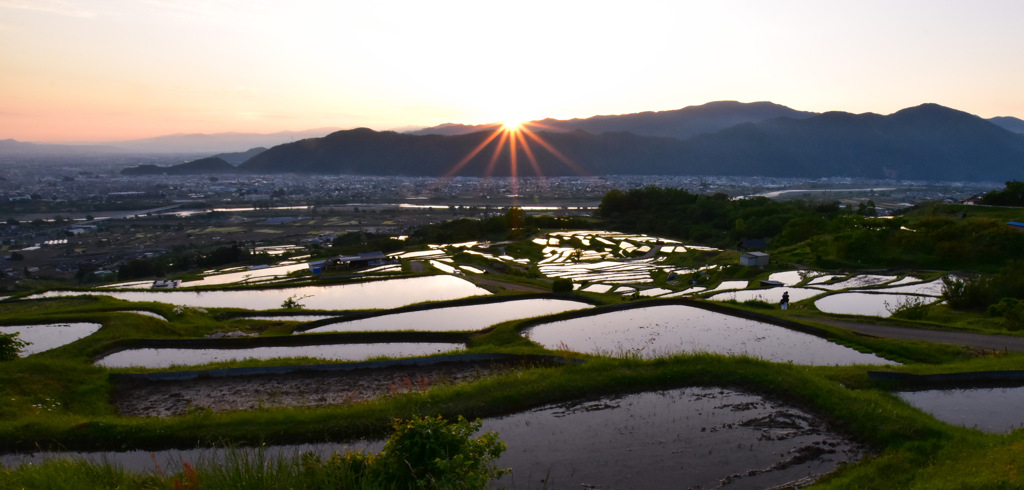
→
(501, 119, 525, 132)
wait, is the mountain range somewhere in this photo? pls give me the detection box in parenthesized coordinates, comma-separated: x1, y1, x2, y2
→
(10, 100, 1024, 182)
(150, 102, 1023, 182)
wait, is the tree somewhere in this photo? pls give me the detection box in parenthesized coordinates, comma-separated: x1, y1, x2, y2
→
(1, 332, 29, 361)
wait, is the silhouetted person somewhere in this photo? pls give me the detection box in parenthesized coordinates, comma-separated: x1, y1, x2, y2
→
(781, 291, 790, 310)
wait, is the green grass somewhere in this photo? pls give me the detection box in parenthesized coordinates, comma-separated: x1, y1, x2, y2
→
(6, 257, 1024, 486)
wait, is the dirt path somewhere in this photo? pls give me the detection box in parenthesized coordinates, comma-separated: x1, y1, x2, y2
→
(810, 317, 1024, 352)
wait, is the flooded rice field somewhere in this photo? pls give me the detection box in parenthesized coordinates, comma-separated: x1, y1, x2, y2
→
(897, 386, 1024, 433)
(95, 342, 465, 368)
(1, 386, 863, 489)
(524, 305, 896, 365)
(813, 275, 897, 290)
(305, 298, 592, 334)
(29, 275, 490, 310)
(815, 293, 939, 318)
(707, 287, 823, 304)
(485, 387, 863, 489)
(0, 323, 102, 356)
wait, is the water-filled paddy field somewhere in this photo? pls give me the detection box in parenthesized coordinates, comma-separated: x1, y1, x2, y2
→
(305, 298, 592, 333)
(524, 304, 896, 365)
(28, 275, 490, 310)
(897, 386, 1024, 433)
(0, 323, 102, 356)
(1, 386, 863, 488)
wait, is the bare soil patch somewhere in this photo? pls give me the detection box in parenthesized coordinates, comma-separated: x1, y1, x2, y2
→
(113, 361, 507, 417)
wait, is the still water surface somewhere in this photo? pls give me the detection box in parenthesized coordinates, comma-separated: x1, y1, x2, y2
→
(30, 275, 490, 311)
(897, 386, 1024, 433)
(0, 387, 862, 488)
(0, 323, 102, 356)
(815, 293, 938, 318)
(306, 299, 592, 333)
(524, 305, 895, 365)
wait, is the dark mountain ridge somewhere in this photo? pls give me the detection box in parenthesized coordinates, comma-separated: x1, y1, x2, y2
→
(122, 156, 239, 176)
(408, 100, 816, 139)
(233, 103, 1024, 181)
(990, 116, 1024, 134)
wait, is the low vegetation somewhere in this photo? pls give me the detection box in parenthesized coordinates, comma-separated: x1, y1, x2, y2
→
(3, 190, 1024, 487)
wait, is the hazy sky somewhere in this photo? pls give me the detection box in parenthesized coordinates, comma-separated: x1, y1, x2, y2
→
(3, 0, 1023, 142)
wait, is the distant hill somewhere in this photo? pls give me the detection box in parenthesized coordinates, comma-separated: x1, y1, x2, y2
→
(679, 104, 1024, 180)
(990, 116, 1024, 134)
(121, 157, 239, 176)
(407, 101, 817, 139)
(213, 147, 266, 164)
(109, 129, 340, 153)
(238, 104, 1024, 181)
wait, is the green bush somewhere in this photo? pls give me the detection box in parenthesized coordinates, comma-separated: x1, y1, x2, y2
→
(371, 415, 507, 489)
(885, 296, 930, 320)
(0, 332, 28, 361)
(988, 298, 1024, 331)
(552, 278, 574, 293)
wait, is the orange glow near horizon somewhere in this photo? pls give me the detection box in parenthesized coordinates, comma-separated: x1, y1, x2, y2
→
(442, 121, 587, 201)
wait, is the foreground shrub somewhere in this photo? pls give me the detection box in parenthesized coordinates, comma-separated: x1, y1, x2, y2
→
(988, 298, 1024, 331)
(885, 296, 931, 320)
(552, 278, 574, 293)
(0, 332, 28, 361)
(1, 416, 506, 489)
(370, 415, 507, 489)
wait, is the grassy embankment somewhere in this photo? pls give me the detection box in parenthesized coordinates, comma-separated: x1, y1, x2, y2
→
(3, 286, 1024, 487)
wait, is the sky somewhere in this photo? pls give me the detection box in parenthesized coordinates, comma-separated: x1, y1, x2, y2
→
(2, 0, 1024, 143)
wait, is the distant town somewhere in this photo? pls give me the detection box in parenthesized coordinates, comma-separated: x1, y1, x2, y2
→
(0, 154, 1004, 289)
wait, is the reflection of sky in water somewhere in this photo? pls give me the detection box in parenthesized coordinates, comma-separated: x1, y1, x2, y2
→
(815, 275, 896, 290)
(525, 305, 896, 365)
(306, 299, 591, 333)
(708, 287, 823, 304)
(806, 274, 846, 285)
(767, 270, 820, 286)
(179, 263, 311, 287)
(815, 293, 937, 317)
(705, 280, 749, 292)
(866, 279, 943, 296)
(96, 343, 464, 368)
(0, 386, 862, 487)
(29, 276, 490, 311)
(485, 387, 863, 489)
(0, 323, 102, 356)
(898, 386, 1024, 433)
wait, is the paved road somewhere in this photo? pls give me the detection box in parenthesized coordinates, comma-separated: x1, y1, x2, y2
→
(811, 318, 1024, 352)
